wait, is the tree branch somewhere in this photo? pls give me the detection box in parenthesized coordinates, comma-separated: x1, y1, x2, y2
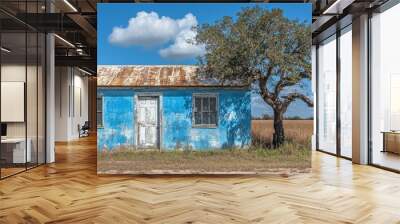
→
(282, 92, 313, 112)
(265, 66, 274, 84)
(274, 71, 308, 97)
(258, 67, 275, 108)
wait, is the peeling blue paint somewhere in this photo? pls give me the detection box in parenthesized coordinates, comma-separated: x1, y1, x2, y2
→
(97, 88, 251, 151)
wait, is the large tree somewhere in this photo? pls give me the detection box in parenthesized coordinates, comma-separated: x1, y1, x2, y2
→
(195, 7, 313, 147)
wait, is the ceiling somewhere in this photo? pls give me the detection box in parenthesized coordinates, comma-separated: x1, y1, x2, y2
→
(311, 0, 390, 43)
(8, 0, 386, 72)
(0, 0, 98, 73)
(1, 0, 313, 74)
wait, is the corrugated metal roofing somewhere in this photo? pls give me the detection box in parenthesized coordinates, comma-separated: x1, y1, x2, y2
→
(97, 65, 247, 87)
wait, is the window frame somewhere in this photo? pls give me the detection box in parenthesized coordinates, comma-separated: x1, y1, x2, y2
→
(192, 93, 219, 128)
(97, 96, 104, 128)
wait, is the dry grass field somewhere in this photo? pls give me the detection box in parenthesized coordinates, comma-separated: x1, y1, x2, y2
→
(97, 120, 313, 174)
(252, 120, 313, 146)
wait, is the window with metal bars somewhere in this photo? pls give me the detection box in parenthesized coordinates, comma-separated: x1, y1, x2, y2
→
(193, 94, 218, 127)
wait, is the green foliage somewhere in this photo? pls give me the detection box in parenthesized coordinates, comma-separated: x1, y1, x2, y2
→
(196, 6, 313, 112)
(284, 116, 313, 120)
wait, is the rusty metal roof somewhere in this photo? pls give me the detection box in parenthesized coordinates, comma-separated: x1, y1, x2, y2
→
(97, 65, 247, 87)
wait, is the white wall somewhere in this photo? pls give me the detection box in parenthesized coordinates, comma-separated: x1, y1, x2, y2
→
(54, 67, 89, 141)
(72, 72, 89, 138)
(55, 67, 69, 141)
(1, 65, 38, 137)
(1, 65, 26, 140)
(1, 63, 46, 164)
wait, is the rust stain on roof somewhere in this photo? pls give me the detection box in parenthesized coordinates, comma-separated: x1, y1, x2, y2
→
(97, 65, 247, 87)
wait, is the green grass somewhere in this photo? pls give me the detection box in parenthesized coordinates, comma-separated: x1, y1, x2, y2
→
(98, 142, 311, 173)
(99, 143, 310, 162)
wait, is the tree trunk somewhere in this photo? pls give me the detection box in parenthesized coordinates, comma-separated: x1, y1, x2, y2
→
(272, 109, 285, 147)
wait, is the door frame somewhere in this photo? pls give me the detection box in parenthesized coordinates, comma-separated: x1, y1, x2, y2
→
(134, 92, 162, 150)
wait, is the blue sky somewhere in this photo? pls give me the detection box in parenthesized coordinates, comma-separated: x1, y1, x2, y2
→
(98, 3, 313, 118)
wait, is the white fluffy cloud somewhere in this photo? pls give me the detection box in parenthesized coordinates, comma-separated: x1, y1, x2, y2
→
(109, 11, 204, 60)
(109, 11, 180, 46)
(159, 29, 205, 59)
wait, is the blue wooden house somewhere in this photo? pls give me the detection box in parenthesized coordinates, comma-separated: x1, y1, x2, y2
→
(97, 65, 251, 151)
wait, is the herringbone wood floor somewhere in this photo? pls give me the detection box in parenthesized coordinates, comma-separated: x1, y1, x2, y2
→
(1, 136, 400, 224)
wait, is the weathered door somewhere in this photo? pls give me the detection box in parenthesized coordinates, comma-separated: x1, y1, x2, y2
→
(137, 96, 159, 149)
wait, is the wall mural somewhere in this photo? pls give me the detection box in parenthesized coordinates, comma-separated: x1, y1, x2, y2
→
(97, 3, 313, 174)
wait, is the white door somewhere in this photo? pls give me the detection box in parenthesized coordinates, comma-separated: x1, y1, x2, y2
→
(137, 96, 159, 149)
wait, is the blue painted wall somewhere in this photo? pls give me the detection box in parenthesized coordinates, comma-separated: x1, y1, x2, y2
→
(97, 90, 135, 151)
(97, 88, 251, 151)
